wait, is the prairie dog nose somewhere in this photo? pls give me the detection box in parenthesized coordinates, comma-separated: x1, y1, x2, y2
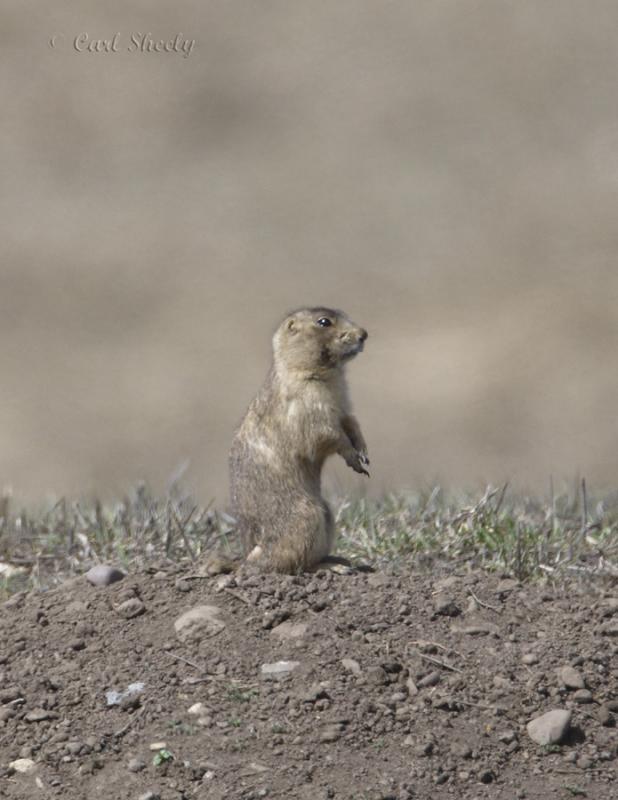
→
(359, 329, 368, 342)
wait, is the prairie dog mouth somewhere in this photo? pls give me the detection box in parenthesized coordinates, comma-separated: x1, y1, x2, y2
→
(342, 339, 365, 359)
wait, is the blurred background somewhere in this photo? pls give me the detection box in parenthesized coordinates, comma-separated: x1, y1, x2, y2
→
(2, 1, 618, 505)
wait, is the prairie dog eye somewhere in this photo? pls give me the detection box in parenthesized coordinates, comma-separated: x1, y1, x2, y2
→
(316, 317, 332, 327)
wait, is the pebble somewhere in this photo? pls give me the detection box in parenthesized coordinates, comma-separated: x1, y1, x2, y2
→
(116, 598, 146, 619)
(526, 709, 571, 745)
(451, 742, 472, 759)
(9, 758, 36, 773)
(174, 606, 225, 641)
(433, 595, 461, 617)
(260, 661, 300, 677)
(128, 757, 146, 772)
(495, 578, 519, 595)
(188, 702, 207, 716)
(0, 687, 23, 703)
(597, 705, 614, 726)
(174, 579, 191, 593)
(341, 658, 361, 675)
(271, 621, 308, 640)
(85, 565, 125, 587)
(138, 793, 160, 800)
(262, 610, 290, 630)
(576, 755, 593, 770)
(303, 683, 330, 703)
(25, 708, 57, 722)
(320, 723, 344, 743)
(522, 653, 539, 665)
(557, 666, 585, 690)
(600, 621, 618, 637)
(364, 666, 388, 686)
(418, 671, 440, 688)
(453, 623, 499, 637)
(573, 689, 593, 704)
(105, 682, 145, 708)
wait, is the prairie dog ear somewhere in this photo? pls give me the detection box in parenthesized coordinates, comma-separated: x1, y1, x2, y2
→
(286, 318, 297, 333)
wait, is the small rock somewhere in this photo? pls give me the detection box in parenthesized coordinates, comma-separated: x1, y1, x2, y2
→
(597, 705, 614, 727)
(415, 740, 434, 757)
(149, 741, 167, 751)
(174, 606, 225, 641)
(128, 757, 146, 773)
(9, 758, 36, 773)
(434, 595, 461, 617)
(341, 658, 361, 675)
(451, 742, 472, 759)
(453, 623, 500, 637)
(606, 700, 618, 712)
(271, 621, 307, 640)
(364, 666, 388, 686)
(498, 730, 517, 744)
(0, 687, 23, 704)
(188, 702, 207, 716)
(418, 671, 440, 688)
(25, 708, 58, 722)
(138, 793, 160, 800)
(3, 591, 26, 609)
(600, 621, 618, 637)
(116, 598, 145, 619)
(85, 565, 125, 587)
(303, 683, 330, 703)
(522, 653, 539, 665)
(526, 709, 571, 745)
(120, 692, 141, 711)
(320, 723, 344, 743)
(557, 666, 585, 690)
(577, 755, 593, 770)
(105, 682, 145, 707)
(175, 579, 191, 593)
(495, 578, 519, 595)
(214, 574, 235, 592)
(260, 661, 300, 677)
(573, 689, 593, 704)
(262, 610, 290, 630)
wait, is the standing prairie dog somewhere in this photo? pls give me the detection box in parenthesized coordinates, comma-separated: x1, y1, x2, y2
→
(229, 307, 369, 574)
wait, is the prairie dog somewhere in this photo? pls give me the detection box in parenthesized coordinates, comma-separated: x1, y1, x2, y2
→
(229, 307, 369, 574)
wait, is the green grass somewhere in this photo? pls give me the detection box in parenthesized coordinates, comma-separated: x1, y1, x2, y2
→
(0, 481, 617, 599)
(336, 483, 618, 581)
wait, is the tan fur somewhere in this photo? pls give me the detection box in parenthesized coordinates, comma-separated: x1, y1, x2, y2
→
(229, 307, 369, 574)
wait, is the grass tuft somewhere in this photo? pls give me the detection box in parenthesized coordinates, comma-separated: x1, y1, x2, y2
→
(1, 482, 617, 598)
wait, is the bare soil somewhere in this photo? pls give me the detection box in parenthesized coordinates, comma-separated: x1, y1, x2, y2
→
(1, 565, 616, 800)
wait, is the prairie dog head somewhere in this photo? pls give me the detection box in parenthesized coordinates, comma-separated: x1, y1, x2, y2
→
(273, 307, 368, 376)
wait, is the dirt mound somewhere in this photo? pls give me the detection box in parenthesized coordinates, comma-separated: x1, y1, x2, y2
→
(1, 566, 616, 799)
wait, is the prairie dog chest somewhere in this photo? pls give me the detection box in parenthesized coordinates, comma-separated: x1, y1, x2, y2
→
(285, 379, 348, 428)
